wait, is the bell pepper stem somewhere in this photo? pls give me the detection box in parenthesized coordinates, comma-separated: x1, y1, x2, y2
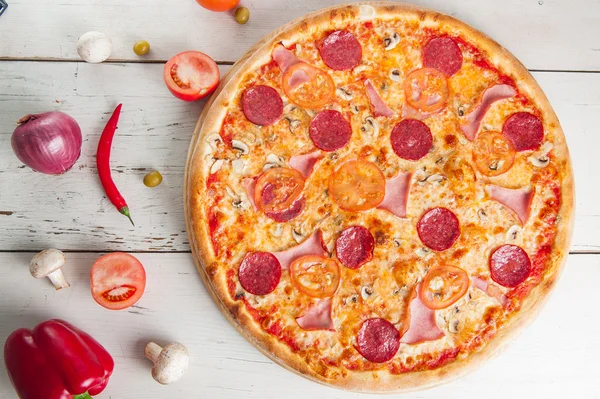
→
(74, 393, 93, 399)
(119, 206, 135, 226)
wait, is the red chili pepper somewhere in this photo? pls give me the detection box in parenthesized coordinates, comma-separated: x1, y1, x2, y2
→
(96, 104, 134, 225)
(3, 319, 114, 399)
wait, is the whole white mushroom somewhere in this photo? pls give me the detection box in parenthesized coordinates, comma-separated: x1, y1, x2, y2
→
(77, 31, 112, 63)
(145, 342, 189, 385)
(30, 249, 70, 290)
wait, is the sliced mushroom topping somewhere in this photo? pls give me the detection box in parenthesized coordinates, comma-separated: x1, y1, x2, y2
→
(384, 33, 400, 50)
(271, 224, 284, 238)
(477, 209, 488, 222)
(393, 238, 402, 247)
(506, 225, 521, 241)
(353, 65, 368, 74)
(448, 319, 460, 334)
(361, 286, 373, 300)
(529, 142, 553, 168)
(488, 159, 505, 172)
(344, 294, 359, 305)
(291, 227, 305, 243)
(205, 133, 223, 152)
(284, 117, 302, 135)
(389, 69, 401, 82)
(263, 153, 285, 171)
(232, 158, 247, 175)
(330, 103, 343, 113)
(283, 103, 297, 113)
(225, 186, 250, 210)
(426, 174, 446, 185)
(361, 116, 379, 137)
(210, 159, 224, 174)
(415, 247, 432, 259)
(336, 87, 354, 101)
(231, 140, 249, 156)
(350, 104, 360, 115)
(457, 105, 465, 117)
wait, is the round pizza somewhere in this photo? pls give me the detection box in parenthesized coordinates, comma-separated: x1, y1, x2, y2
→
(185, 2, 574, 392)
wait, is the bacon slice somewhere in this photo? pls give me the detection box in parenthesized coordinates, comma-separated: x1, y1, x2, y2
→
(377, 171, 412, 218)
(400, 284, 444, 344)
(296, 298, 334, 331)
(242, 177, 257, 210)
(272, 44, 302, 74)
(272, 230, 327, 270)
(460, 84, 517, 141)
(471, 276, 508, 307)
(364, 79, 395, 117)
(288, 151, 323, 178)
(485, 185, 533, 224)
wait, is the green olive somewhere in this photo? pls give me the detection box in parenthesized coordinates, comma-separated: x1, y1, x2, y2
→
(143, 170, 163, 187)
(234, 7, 250, 24)
(133, 40, 150, 56)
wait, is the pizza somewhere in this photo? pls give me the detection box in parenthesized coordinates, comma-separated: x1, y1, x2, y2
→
(185, 2, 574, 392)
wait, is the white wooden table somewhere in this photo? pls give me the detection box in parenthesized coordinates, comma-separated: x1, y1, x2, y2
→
(1, 0, 599, 397)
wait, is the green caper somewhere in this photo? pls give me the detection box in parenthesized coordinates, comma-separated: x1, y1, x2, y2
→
(234, 7, 250, 24)
(143, 170, 163, 187)
(133, 40, 150, 56)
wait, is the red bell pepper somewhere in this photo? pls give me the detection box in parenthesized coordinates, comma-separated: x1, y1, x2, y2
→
(4, 319, 114, 399)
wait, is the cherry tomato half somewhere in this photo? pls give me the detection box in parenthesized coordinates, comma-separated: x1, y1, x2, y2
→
(163, 51, 220, 101)
(90, 252, 146, 310)
(329, 160, 386, 212)
(196, 0, 239, 12)
(403, 67, 449, 113)
(282, 63, 335, 109)
(472, 131, 516, 176)
(420, 265, 469, 310)
(254, 167, 305, 214)
(290, 255, 340, 298)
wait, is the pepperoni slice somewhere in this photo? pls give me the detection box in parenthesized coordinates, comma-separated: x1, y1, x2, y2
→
(489, 245, 531, 287)
(309, 110, 352, 151)
(265, 197, 305, 222)
(356, 318, 400, 363)
(502, 112, 544, 151)
(390, 119, 433, 161)
(422, 37, 463, 77)
(318, 30, 362, 71)
(242, 85, 283, 126)
(417, 208, 460, 251)
(238, 252, 282, 295)
(335, 226, 375, 270)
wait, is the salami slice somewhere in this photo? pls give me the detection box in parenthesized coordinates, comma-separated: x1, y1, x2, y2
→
(357, 318, 400, 363)
(242, 85, 283, 126)
(238, 252, 282, 295)
(390, 119, 433, 160)
(417, 208, 460, 251)
(309, 110, 352, 151)
(422, 37, 463, 77)
(489, 244, 531, 287)
(318, 30, 362, 71)
(502, 112, 544, 151)
(335, 226, 375, 269)
(266, 197, 305, 222)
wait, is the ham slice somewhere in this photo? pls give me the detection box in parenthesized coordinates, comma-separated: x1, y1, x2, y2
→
(296, 298, 334, 331)
(242, 177, 257, 210)
(377, 171, 412, 218)
(288, 151, 323, 178)
(272, 230, 327, 270)
(472, 276, 508, 307)
(272, 44, 301, 74)
(400, 285, 444, 344)
(485, 185, 534, 224)
(286, 68, 311, 90)
(460, 84, 517, 141)
(364, 79, 395, 117)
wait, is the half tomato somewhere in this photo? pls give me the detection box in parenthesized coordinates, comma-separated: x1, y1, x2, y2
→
(164, 51, 220, 101)
(90, 252, 146, 310)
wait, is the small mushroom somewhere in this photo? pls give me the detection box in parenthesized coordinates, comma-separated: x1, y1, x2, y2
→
(415, 247, 432, 259)
(384, 33, 400, 50)
(336, 87, 354, 101)
(145, 342, 189, 385)
(529, 142, 553, 168)
(292, 227, 305, 243)
(205, 133, 223, 151)
(361, 116, 380, 136)
(361, 286, 373, 300)
(231, 140, 249, 156)
(426, 174, 446, 185)
(389, 69, 401, 82)
(77, 31, 112, 63)
(344, 294, 359, 305)
(350, 104, 360, 115)
(506, 225, 521, 241)
(30, 249, 70, 290)
(477, 209, 488, 222)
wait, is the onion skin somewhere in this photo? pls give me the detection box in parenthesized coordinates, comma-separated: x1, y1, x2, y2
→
(11, 112, 82, 175)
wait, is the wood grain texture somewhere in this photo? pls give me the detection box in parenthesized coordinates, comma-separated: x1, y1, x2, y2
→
(0, 0, 599, 70)
(0, 62, 598, 252)
(0, 252, 598, 398)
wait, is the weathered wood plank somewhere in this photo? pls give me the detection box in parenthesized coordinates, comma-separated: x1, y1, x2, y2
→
(0, 62, 598, 252)
(1, 0, 599, 70)
(0, 252, 598, 398)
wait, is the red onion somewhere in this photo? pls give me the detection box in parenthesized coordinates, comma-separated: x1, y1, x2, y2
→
(11, 112, 82, 175)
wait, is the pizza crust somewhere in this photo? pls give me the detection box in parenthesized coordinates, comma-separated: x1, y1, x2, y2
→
(184, 2, 574, 392)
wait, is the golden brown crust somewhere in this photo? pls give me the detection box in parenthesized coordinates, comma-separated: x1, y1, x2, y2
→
(184, 2, 574, 392)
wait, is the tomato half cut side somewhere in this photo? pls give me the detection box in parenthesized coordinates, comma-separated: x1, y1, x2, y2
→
(328, 159, 386, 212)
(420, 265, 469, 310)
(472, 131, 516, 176)
(90, 252, 147, 310)
(282, 63, 335, 109)
(254, 167, 305, 214)
(403, 67, 449, 113)
(164, 51, 220, 101)
(290, 255, 340, 298)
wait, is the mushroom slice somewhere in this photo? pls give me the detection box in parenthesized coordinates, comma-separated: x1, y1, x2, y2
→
(336, 87, 354, 101)
(415, 247, 432, 259)
(477, 209, 488, 222)
(389, 69, 401, 82)
(284, 117, 302, 134)
(426, 174, 446, 185)
(232, 158, 247, 175)
(292, 227, 305, 243)
(350, 104, 360, 114)
(361, 286, 373, 300)
(271, 224, 284, 238)
(263, 153, 285, 171)
(529, 142, 553, 168)
(231, 139, 249, 156)
(506, 225, 521, 241)
(384, 33, 400, 50)
(283, 103, 297, 113)
(344, 294, 359, 305)
(361, 116, 380, 137)
(205, 133, 223, 152)
(210, 159, 224, 174)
